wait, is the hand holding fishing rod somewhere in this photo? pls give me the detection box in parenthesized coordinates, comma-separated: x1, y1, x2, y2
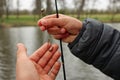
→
(37, 14, 83, 43)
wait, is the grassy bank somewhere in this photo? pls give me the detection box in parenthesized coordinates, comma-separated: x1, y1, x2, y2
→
(70, 13, 120, 23)
(0, 14, 120, 27)
(0, 15, 39, 27)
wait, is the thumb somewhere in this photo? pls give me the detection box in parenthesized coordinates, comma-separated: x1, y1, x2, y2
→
(38, 18, 64, 29)
(17, 43, 27, 58)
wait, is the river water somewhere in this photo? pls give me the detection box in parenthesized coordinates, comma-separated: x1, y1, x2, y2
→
(0, 23, 120, 80)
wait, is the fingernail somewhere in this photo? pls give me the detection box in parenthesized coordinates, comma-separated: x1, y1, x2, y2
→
(40, 26, 46, 31)
(49, 46, 53, 52)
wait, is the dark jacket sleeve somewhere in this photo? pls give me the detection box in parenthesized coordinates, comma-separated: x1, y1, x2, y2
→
(68, 18, 120, 80)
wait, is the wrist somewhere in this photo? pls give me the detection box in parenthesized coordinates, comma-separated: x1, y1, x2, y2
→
(68, 22, 86, 48)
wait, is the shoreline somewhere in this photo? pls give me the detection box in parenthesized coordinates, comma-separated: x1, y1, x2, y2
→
(0, 14, 120, 27)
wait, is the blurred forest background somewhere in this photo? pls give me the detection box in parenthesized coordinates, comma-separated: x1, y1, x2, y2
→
(0, 0, 120, 27)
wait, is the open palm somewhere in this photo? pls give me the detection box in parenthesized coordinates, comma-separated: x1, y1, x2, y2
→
(16, 42, 61, 80)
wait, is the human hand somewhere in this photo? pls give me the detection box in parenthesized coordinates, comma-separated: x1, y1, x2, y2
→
(16, 42, 61, 80)
(38, 14, 83, 43)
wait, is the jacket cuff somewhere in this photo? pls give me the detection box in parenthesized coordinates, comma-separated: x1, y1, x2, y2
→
(68, 18, 104, 64)
(68, 20, 87, 49)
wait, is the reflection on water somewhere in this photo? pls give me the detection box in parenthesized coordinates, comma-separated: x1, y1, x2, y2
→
(0, 23, 119, 80)
(0, 27, 52, 80)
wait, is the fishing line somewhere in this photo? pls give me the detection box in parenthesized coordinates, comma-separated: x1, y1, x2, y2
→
(55, 0, 67, 80)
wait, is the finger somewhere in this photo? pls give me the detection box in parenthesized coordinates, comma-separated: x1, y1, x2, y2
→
(62, 35, 77, 43)
(34, 62, 46, 75)
(54, 34, 77, 43)
(49, 61, 61, 80)
(53, 33, 69, 40)
(44, 51, 61, 73)
(38, 18, 64, 29)
(48, 27, 66, 35)
(38, 14, 64, 27)
(38, 44, 59, 68)
(39, 26, 46, 31)
(29, 42, 51, 62)
(17, 43, 27, 58)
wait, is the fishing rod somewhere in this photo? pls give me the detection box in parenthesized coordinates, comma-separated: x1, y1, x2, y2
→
(55, 0, 67, 80)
